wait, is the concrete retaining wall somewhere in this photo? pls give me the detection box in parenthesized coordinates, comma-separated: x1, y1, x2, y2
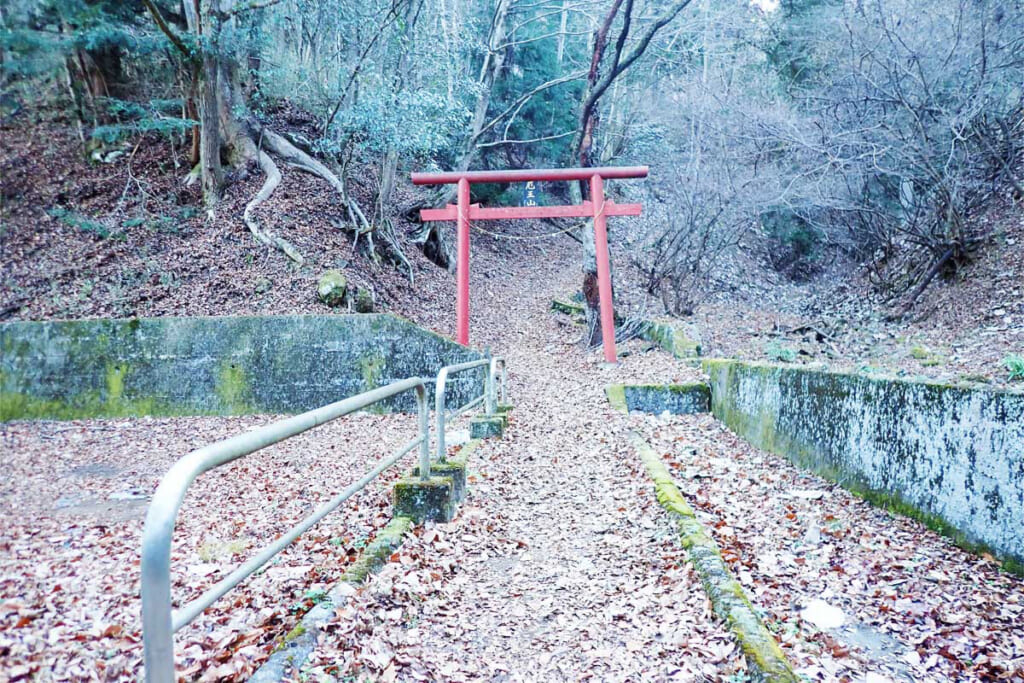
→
(704, 360, 1024, 568)
(606, 383, 710, 414)
(1, 314, 483, 420)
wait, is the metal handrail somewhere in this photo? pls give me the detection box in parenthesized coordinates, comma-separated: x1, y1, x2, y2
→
(434, 358, 492, 462)
(487, 357, 507, 414)
(141, 377, 431, 683)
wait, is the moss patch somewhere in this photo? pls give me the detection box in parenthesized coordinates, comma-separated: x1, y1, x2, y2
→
(631, 432, 799, 682)
(641, 320, 702, 359)
(215, 361, 253, 414)
(605, 384, 628, 413)
(340, 516, 413, 584)
(258, 515, 414, 677)
(551, 299, 585, 317)
(393, 476, 456, 523)
(451, 439, 483, 467)
(359, 353, 386, 390)
(412, 461, 467, 502)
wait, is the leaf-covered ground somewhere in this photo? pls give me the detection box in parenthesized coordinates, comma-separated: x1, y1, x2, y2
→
(632, 412, 1024, 682)
(2, 214, 1023, 681)
(0, 413, 423, 680)
(2, 115, 1022, 680)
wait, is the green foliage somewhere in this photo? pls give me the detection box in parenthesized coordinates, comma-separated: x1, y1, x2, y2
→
(1, 0, 166, 81)
(48, 207, 114, 239)
(120, 206, 196, 235)
(761, 208, 822, 280)
(909, 345, 931, 360)
(328, 89, 470, 162)
(764, 341, 797, 363)
(1003, 355, 1024, 381)
(489, 38, 585, 164)
(91, 98, 194, 144)
(0, 28, 64, 80)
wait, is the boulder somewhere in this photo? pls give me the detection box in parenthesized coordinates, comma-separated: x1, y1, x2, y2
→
(354, 287, 374, 313)
(317, 270, 347, 307)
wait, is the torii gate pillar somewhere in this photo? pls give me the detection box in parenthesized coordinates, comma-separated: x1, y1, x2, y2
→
(413, 166, 648, 364)
(456, 177, 471, 346)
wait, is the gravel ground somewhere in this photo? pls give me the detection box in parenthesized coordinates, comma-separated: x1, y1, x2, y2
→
(0, 413, 428, 680)
(632, 412, 1024, 682)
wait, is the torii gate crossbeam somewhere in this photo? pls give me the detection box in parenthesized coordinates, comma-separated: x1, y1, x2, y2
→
(412, 166, 648, 364)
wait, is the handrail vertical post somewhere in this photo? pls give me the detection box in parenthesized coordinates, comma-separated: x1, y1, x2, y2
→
(416, 383, 430, 480)
(435, 368, 449, 463)
(485, 361, 495, 415)
(141, 502, 175, 683)
(486, 359, 497, 414)
(500, 363, 507, 405)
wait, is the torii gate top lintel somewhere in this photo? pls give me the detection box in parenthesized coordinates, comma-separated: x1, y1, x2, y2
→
(412, 165, 648, 364)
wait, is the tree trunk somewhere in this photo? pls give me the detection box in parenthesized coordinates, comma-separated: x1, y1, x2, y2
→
(197, 55, 222, 206)
(570, 0, 693, 347)
(572, 0, 624, 347)
(189, 0, 223, 206)
(413, 0, 512, 270)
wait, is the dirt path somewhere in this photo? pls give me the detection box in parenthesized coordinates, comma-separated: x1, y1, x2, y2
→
(299, 246, 751, 680)
(301, 235, 1024, 683)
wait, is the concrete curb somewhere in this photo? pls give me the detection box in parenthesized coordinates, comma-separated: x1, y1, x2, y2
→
(250, 438, 489, 680)
(630, 432, 800, 682)
(606, 384, 629, 413)
(249, 516, 413, 682)
(605, 383, 710, 415)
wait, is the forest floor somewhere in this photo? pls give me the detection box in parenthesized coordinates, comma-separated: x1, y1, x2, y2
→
(3, 217, 1023, 681)
(1, 111, 1023, 681)
(2, 108, 1022, 387)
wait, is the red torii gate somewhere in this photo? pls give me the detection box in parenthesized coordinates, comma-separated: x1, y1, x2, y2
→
(411, 166, 648, 364)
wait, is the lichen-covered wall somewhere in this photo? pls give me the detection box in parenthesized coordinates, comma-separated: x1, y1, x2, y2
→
(704, 360, 1024, 568)
(640, 321, 701, 359)
(1, 314, 484, 420)
(606, 383, 710, 414)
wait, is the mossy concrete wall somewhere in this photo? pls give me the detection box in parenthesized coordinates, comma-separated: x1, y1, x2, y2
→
(607, 383, 710, 414)
(640, 320, 701, 359)
(704, 360, 1024, 567)
(1, 314, 484, 420)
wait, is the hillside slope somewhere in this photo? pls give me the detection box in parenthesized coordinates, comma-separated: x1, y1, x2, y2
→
(2, 110, 1021, 386)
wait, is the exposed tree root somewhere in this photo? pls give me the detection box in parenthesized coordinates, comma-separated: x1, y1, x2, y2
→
(259, 127, 347, 194)
(243, 147, 304, 265)
(255, 124, 413, 279)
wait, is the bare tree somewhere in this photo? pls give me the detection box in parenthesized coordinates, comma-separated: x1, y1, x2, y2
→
(571, 0, 694, 346)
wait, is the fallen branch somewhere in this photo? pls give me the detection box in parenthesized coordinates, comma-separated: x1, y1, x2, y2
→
(888, 246, 955, 320)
